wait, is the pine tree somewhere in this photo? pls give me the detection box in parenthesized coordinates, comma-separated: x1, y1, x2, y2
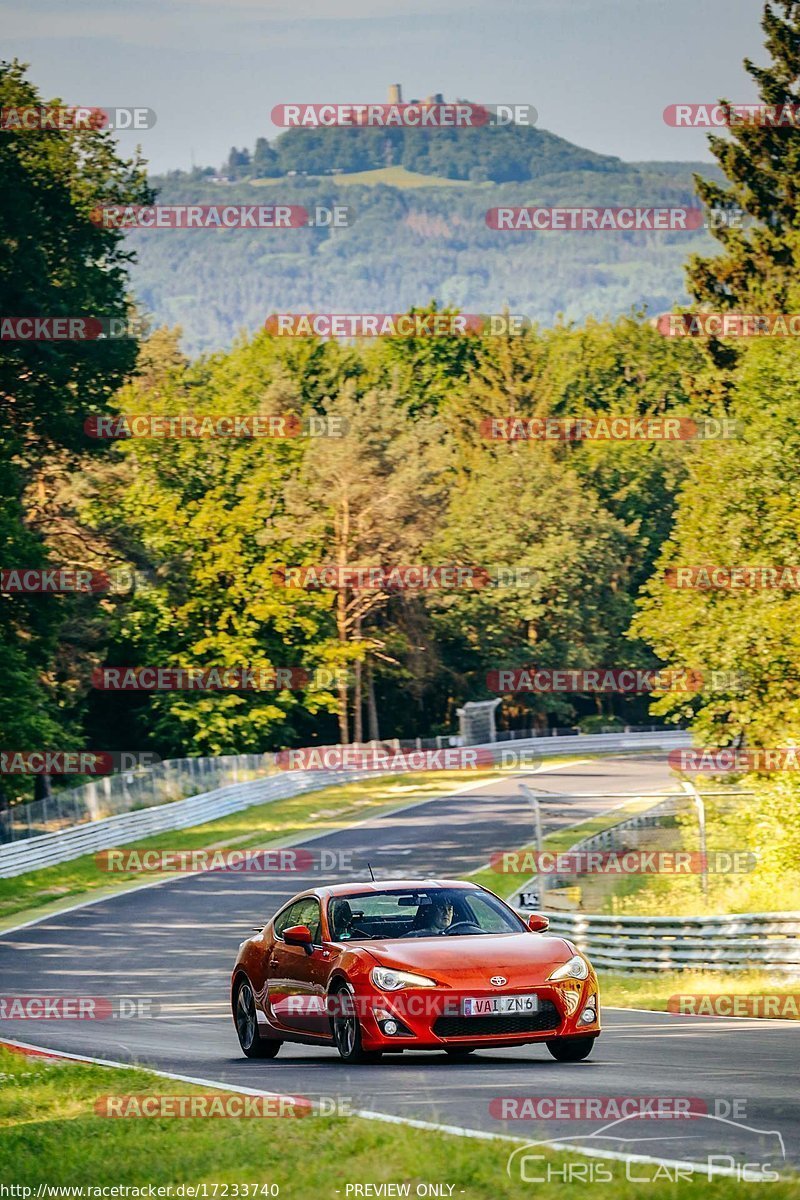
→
(686, 2, 800, 313)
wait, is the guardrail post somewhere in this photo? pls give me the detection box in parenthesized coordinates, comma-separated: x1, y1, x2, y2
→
(681, 779, 708, 898)
(519, 783, 546, 908)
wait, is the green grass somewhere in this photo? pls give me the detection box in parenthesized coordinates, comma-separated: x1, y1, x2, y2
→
(599, 970, 800, 1017)
(0, 768, 510, 928)
(0, 1047, 794, 1195)
(249, 166, 479, 189)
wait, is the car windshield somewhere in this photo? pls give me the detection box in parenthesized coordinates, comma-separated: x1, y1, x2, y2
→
(327, 887, 526, 941)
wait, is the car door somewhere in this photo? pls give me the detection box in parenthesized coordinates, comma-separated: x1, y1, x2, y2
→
(266, 897, 332, 1036)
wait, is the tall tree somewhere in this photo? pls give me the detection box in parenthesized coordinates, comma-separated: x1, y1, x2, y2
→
(282, 384, 451, 741)
(686, 2, 800, 317)
(631, 341, 800, 746)
(0, 60, 150, 791)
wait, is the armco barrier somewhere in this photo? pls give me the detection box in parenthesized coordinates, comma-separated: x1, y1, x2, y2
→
(0, 729, 690, 879)
(531, 910, 800, 975)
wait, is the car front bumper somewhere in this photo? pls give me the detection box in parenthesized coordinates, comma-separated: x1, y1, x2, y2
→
(357, 976, 601, 1050)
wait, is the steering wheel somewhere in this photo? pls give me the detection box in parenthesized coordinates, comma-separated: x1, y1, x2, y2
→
(443, 921, 484, 935)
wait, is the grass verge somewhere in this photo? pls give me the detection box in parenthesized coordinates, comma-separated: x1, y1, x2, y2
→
(598, 970, 800, 1017)
(0, 1046, 794, 1196)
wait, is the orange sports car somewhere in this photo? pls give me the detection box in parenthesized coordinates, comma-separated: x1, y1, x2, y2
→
(231, 879, 600, 1063)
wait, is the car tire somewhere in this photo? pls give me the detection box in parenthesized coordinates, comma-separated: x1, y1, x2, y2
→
(234, 979, 281, 1059)
(330, 982, 380, 1063)
(546, 1035, 597, 1062)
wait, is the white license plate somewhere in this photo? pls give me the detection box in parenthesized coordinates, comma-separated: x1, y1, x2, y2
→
(462, 993, 539, 1016)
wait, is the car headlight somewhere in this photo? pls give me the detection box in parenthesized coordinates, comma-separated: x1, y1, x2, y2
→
(549, 954, 590, 982)
(371, 967, 437, 990)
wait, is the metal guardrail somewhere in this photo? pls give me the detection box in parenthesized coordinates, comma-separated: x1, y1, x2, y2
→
(0, 729, 690, 878)
(534, 910, 800, 974)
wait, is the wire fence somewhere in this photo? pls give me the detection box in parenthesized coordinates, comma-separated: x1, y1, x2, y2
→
(0, 754, 273, 844)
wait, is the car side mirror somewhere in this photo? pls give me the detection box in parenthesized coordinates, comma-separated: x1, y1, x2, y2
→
(283, 924, 313, 951)
(527, 913, 549, 933)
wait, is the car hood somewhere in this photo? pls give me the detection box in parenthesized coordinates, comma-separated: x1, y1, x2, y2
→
(362, 932, 574, 984)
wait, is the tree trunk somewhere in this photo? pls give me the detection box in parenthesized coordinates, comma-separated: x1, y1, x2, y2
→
(367, 661, 380, 741)
(353, 609, 364, 743)
(336, 586, 349, 744)
(354, 659, 363, 743)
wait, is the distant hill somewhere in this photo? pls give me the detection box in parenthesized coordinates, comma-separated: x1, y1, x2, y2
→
(130, 121, 722, 356)
(243, 122, 626, 184)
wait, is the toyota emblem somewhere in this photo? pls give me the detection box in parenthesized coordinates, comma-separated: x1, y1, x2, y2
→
(490, 976, 507, 986)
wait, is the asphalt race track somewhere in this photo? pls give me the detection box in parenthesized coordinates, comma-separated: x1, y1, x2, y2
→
(1, 754, 798, 1175)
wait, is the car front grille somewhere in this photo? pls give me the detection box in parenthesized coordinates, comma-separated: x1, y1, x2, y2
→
(433, 999, 561, 1038)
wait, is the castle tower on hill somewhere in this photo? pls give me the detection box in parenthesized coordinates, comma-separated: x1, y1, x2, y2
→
(387, 85, 445, 106)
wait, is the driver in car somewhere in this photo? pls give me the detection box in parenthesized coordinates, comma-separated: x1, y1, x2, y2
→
(416, 897, 454, 934)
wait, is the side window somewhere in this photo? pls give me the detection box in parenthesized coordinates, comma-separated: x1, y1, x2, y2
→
(293, 898, 322, 944)
(273, 901, 303, 939)
(273, 898, 322, 944)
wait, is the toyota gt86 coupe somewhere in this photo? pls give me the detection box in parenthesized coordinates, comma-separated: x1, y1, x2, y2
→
(231, 879, 600, 1062)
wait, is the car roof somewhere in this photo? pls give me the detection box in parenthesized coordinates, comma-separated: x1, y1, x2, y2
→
(312, 879, 481, 900)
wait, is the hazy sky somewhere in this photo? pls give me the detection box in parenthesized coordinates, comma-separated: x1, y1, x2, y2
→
(3, 0, 765, 174)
